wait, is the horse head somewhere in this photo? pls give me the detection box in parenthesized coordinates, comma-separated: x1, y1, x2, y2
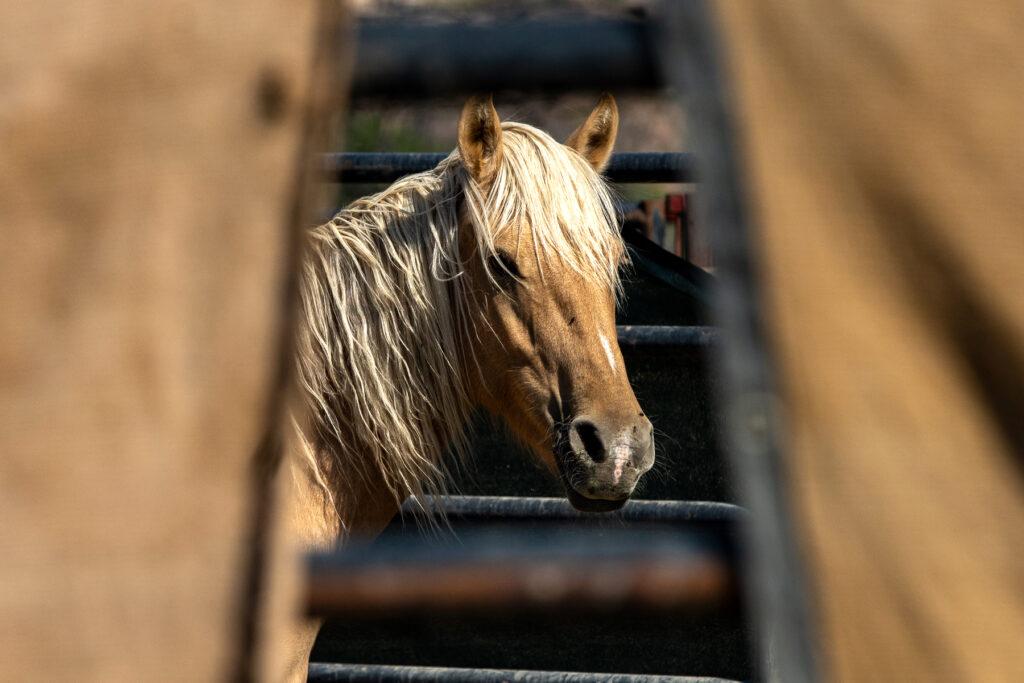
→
(456, 95, 655, 512)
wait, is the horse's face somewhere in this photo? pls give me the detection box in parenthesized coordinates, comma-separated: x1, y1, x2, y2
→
(457, 96, 654, 512)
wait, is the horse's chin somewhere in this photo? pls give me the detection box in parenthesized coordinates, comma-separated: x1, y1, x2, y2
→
(564, 486, 628, 513)
(553, 448, 629, 513)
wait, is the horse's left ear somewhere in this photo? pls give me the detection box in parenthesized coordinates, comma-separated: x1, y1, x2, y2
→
(566, 93, 619, 173)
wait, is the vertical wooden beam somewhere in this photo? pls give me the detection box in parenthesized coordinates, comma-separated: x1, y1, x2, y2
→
(0, 1, 347, 680)
(713, 1, 1024, 680)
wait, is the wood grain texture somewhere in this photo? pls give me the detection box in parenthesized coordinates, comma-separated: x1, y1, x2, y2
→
(0, 1, 345, 680)
(715, 3, 1024, 680)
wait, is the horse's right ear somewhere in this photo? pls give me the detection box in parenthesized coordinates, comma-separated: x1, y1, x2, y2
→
(458, 95, 503, 188)
(566, 93, 618, 173)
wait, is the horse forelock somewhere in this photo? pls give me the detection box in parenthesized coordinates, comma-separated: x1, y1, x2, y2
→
(467, 122, 625, 295)
(294, 121, 625, 526)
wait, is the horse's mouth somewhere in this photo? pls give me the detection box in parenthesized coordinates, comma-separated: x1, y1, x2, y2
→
(553, 447, 629, 513)
(564, 486, 629, 512)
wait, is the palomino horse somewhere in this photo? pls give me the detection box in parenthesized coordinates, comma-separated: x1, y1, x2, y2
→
(282, 95, 655, 677)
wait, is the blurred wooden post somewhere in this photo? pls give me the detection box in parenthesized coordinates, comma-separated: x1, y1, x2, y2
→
(714, 2, 1024, 680)
(0, 1, 347, 680)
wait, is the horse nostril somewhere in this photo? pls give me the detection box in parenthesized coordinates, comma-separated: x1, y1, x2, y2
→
(573, 419, 606, 463)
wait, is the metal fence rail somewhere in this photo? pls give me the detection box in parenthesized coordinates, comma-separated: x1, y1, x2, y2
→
(616, 325, 718, 349)
(351, 18, 665, 98)
(309, 663, 740, 683)
(401, 495, 741, 524)
(308, 496, 742, 619)
(321, 152, 698, 184)
(307, 527, 731, 617)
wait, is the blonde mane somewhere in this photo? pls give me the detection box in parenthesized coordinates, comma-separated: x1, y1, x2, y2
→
(295, 122, 625, 525)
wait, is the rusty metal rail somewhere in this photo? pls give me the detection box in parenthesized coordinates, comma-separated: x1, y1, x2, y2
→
(307, 527, 731, 617)
(308, 497, 742, 618)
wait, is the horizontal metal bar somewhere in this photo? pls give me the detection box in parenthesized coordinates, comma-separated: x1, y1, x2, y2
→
(321, 152, 698, 184)
(605, 153, 699, 183)
(617, 325, 718, 349)
(351, 18, 666, 98)
(308, 663, 739, 683)
(322, 153, 445, 183)
(307, 527, 731, 617)
(401, 495, 742, 524)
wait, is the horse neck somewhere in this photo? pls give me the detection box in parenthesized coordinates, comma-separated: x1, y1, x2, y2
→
(293, 178, 473, 541)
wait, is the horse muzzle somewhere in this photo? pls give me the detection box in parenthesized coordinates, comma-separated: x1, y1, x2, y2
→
(555, 413, 655, 512)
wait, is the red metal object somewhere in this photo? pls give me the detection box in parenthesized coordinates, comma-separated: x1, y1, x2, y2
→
(665, 193, 686, 217)
(626, 193, 712, 272)
(683, 192, 713, 271)
(664, 193, 687, 258)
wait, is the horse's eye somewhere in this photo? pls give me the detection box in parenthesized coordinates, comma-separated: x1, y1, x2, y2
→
(487, 251, 522, 284)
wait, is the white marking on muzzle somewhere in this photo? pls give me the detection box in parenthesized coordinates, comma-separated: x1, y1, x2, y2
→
(599, 333, 616, 373)
(611, 443, 631, 483)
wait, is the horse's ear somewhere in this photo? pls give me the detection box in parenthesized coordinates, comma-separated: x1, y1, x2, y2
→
(458, 95, 504, 188)
(566, 93, 618, 173)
